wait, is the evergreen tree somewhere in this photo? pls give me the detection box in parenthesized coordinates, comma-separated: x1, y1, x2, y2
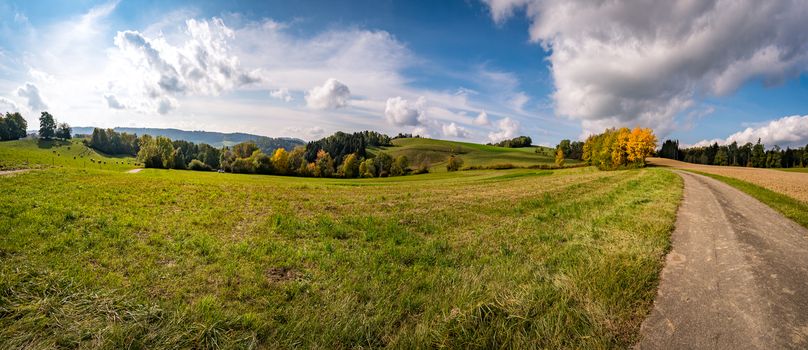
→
(38, 111, 56, 139)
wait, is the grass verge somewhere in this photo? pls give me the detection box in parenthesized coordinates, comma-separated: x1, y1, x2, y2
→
(690, 170, 808, 228)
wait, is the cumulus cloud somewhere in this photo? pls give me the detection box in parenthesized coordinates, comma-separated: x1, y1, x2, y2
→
(270, 88, 293, 102)
(0, 97, 20, 112)
(488, 117, 520, 143)
(384, 96, 426, 126)
(412, 125, 432, 138)
(484, 0, 808, 134)
(473, 111, 490, 126)
(442, 122, 471, 138)
(104, 94, 126, 109)
(112, 17, 260, 114)
(305, 79, 350, 109)
(692, 115, 808, 148)
(15, 82, 47, 111)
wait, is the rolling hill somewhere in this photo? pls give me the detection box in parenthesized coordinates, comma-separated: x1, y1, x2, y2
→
(371, 137, 579, 171)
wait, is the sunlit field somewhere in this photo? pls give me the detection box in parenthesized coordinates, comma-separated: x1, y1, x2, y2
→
(1, 140, 681, 348)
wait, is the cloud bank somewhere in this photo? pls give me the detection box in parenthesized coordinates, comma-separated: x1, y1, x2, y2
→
(692, 115, 808, 148)
(484, 0, 808, 134)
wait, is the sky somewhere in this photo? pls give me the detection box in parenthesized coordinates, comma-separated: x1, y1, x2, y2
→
(1, 0, 807, 147)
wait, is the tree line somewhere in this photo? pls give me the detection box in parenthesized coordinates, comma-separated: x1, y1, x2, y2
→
(487, 136, 532, 148)
(214, 130, 412, 178)
(555, 139, 585, 160)
(86, 128, 418, 178)
(658, 139, 808, 168)
(582, 127, 657, 170)
(303, 131, 392, 165)
(0, 112, 27, 141)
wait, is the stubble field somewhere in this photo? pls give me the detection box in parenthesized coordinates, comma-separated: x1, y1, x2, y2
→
(648, 157, 808, 202)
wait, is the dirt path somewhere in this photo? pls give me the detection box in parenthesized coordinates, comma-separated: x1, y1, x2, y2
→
(0, 169, 30, 176)
(127, 168, 143, 174)
(638, 171, 808, 349)
(648, 157, 808, 202)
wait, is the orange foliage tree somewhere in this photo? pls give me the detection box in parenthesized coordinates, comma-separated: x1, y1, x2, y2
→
(583, 127, 657, 170)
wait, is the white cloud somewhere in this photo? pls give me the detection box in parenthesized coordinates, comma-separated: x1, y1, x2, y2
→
(473, 111, 490, 126)
(412, 125, 432, 138)
(270, 88, 293, 102)
(305, 78, 350, 109)
(0, 97, 20, 112)
(104, 94, 125, 109)
(484, 0, 808, 135)
(442, 122, 471, 138)
(111, 17, 260, 114)
(691, 115, 808, 148)
(508, 92, 529, 112)
(15, 82, 47, 111)
(384, 96, 425, 126)
(488, 117, 520, 143)
(28, 68, 54, 83)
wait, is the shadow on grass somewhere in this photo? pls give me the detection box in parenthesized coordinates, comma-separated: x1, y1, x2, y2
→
(36, 139, 71, 149)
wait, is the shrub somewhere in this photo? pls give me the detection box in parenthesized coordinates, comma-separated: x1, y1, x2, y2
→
(446, 155, 464, 171)
(187, 159, 211, 171)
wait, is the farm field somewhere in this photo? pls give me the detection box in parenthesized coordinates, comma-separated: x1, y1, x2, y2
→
(0, 140, 681, 348)
(373, 137, 574, 172)
(648, 157, 808, 203)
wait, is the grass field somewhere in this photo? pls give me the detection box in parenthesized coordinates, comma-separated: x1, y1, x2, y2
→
(1, 140, 681, 348)
(778, 167, 808, 173)
(373, 138, 575, 172)
(0, 138, 136, 171)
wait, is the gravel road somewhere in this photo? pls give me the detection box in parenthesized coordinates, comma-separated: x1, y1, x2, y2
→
(638, 170, 808, 349)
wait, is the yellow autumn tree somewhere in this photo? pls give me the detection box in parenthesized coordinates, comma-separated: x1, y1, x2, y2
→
(271, 148, 289, 174)
(627, 127, 657, 166)
(583, 127, 657, 170)
(555, 148, 565, 167)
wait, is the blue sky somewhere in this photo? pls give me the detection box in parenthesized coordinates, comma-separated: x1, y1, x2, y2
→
(1, 0, 807, 147)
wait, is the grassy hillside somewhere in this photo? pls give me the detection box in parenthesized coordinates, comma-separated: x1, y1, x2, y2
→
(0, 139, 682, 348)
(0, 138, 136, 171)
(371, 137, 578, 172)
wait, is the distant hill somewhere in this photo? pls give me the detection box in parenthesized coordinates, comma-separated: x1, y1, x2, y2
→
(370, 137, 578, 172)
(72, 127, 304, 150)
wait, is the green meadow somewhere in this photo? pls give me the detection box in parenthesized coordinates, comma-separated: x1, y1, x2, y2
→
(373, 137, 573, 171)
(1, 139, 681, 349)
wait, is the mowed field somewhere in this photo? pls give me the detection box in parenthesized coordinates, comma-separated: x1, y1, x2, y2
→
(1, 141, 681, 348)
(648, 157, 808, 202)
(373, 138, 576, 171)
